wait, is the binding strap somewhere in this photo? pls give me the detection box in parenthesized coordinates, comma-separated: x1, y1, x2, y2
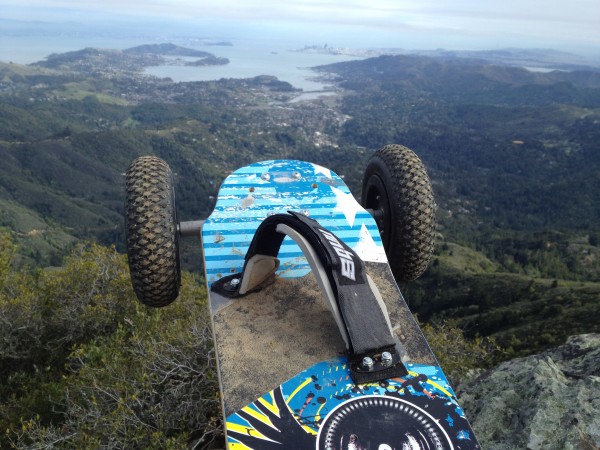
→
(211, 211, 407, 384)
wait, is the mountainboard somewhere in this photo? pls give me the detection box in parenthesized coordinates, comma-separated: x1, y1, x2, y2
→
(124, 147, 481, 448)
(201, 159, 481, 449)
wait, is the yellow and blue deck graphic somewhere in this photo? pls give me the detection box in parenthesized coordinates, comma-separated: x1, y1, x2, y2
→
(226, 359, 478, 449)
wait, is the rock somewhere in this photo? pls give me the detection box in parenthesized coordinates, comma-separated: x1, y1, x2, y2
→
(456, 334, 600, 449)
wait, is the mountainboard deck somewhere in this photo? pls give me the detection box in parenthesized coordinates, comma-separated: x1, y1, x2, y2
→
(202, 160, 480, 449)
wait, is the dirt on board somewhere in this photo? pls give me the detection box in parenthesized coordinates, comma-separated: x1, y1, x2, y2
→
(211, 261, 436, 416)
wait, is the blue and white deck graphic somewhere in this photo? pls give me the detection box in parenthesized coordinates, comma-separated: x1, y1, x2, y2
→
(202, 160, 387, 285)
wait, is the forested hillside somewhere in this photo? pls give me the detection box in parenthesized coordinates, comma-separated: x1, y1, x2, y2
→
(315, 54, 600, 354)
(0, 59, 366, 267)
(320, 54, 600, 237)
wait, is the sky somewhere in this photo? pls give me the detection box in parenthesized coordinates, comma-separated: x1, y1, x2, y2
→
(2, 0, 600, 55)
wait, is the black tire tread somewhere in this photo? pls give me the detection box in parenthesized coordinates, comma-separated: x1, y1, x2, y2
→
(364, 144, 436, 282)
(125, 156, 180, 307)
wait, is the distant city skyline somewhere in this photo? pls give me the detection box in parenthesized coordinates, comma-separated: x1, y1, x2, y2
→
(2, 0, 599, 56)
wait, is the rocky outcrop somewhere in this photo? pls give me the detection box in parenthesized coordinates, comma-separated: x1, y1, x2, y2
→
(457, 334, 600, 449)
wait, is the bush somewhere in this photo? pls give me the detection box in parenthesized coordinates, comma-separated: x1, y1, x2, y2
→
(421, 318, 499, 386)
(0, 239, 221, 449)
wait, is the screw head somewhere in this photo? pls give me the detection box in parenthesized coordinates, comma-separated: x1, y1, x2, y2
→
(223, 277, 241, 292)
(381, 351, 393, 366)
(261, 173, 271, 181)
(292, 171, 301, 179)
(361, 356, 374, 370)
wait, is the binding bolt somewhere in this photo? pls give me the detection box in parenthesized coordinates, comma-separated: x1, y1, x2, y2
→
(301, 210, 310, 217)
(293, 171, 301, 179)
(230, 278, 240, 287)
(361, 357, 374, 370)
(381, 351, 393, 366)
(261, 173, 271, 181)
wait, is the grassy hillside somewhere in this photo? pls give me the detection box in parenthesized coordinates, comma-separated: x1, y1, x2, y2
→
(403, 241, 600, 359)
(0, 199, 77, 266)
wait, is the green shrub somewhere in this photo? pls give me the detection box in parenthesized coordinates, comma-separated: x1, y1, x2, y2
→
(421, 318, 500, 386)
(1, 241, 220, 449)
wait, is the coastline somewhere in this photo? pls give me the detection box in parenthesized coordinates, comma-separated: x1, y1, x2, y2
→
(0, 35, 365, 92)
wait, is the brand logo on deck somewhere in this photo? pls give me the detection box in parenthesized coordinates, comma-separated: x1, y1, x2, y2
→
(318, 229, 356, 281)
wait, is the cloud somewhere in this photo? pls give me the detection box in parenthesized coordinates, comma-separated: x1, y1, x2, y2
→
(3, 0, 600, 49)
(4, 0, 599, 27)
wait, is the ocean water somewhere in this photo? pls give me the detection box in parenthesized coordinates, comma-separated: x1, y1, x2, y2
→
(144, 44, 359, 91)
(0, 34, 364, 91)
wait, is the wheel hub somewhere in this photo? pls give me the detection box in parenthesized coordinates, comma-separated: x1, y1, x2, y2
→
(364, 174, 391, 251)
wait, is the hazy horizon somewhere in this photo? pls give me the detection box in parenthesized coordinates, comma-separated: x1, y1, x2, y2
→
(1, 1, 600, 62)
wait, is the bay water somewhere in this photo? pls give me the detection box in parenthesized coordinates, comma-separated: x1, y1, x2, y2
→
(0, 34, 363, 91)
